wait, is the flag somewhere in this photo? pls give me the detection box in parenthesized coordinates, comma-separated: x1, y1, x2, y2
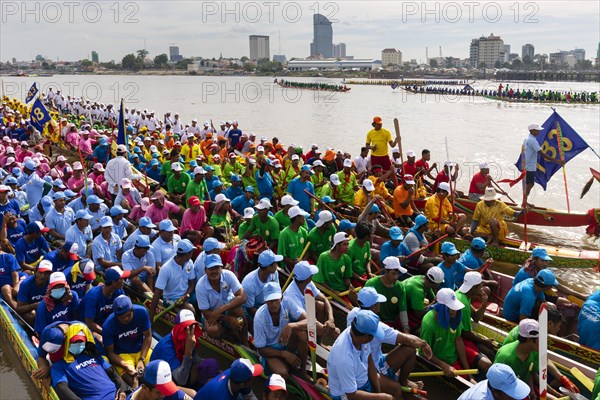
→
(29, 97, 51, 132)
(25, 82, 38, 103)
(117, 99, 126, 145)
(513, 110, 590, 190)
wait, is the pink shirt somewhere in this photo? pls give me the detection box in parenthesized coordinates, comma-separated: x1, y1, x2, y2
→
(144, 201, 180, 223)
(16, 150, 33, 163)
(67, 176, 84, 191)
(88, 171, 105, 185)
(66, 132, 80, 148)
(78, 138, 94, 156)
(180, 208, 206, 235)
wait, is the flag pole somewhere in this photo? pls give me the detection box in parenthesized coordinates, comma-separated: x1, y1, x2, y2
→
(555, 121, 570, 213)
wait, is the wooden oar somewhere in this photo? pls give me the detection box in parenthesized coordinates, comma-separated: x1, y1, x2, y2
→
(281, 241, 311, 292)
(539, 302, 549, 400)
(401, 386, 428, 396)
(305, 287, 318, 382)
(570, 367, 594, 392)
(408, 369, 478, 377)
(303, 189, 343, 221)
(153, 294, 189, 322)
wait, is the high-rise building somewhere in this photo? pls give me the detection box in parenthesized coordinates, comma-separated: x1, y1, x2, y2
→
(570, 48, 585, 62)
(522, 44, 535, 61)
(596, 42, 600, 67)
(273, 54, 287, 64)
(91, 51, 99, 63)
(310, 14, 333, 58)
(381, 48, 402, 66)
(502, 44, 511, 62)
(169, 46, 182, 62)
(249, 35, 270, 61)
(470, 34, 504, 67)
(333, 43, 346, 58)
(469, 39, 479, 67)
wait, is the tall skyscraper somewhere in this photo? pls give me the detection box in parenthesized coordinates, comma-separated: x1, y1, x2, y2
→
(310, 14, 333, 57)
(522, 44, 535, 61)
(169, 46, 182, 62)
(333, 43, 346, 58)
(91, 51, 99, 63)
(249, 35, 270, 61)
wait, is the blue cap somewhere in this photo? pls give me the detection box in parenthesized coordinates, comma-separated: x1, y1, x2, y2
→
(104, 266, 129, 284)
(143, 360, 179, 396)
(159, 220, 177, 232)
(134, 146, 142, 153)
(263, 282, 282, 302)
(203, 237, 225, 252)
(353, 310, 385, 340)
(230, 174, 241, 182)
(135, 235, 151, 248)
(189, 160, 198, 168)
(321, 196, 335, 204)
(64, 189, 77, 198)
(389, 226, 403, 241)
(150, 159, 160, 166)
(370, 204, 380, 213)
(245, 186, 255, 193)
(293, 261, 319, 280)
(471, 237, 487, 250)
(338, 219, 356, 232)
(139, 217, 156, 228)
(532, 247, 552, 261)
(86, 195, 103, 205)
(99, 216, 114, 228)
(52, 191, 66, 200)
(230, 358, 263, 383)
(176, 239, 194, 254)
(205, 253, 223, 269)
(40, 196, 53, 211)
(213, 180, 223, 187)
(535, 269, 558, 286)
(414, 214, 429, 229)
(99, 138, 107, 146)
(11, 167, 21, 177)
(487, 364, 531, 399)
(5, 176, 17, 185)
(131, 154, 140, 159)
(110, 205, 128, 217)
(441, 241, 460, 255)
(75, 209, 93, 220)
(126, 125, 135, 132)
(258, 249, 283, 268)
(113, 295, 133, 315)
(301, 165, 313, 173)
(40, 325, 64, 354)
(43, 176, 53, 184)
(53, 179, 66, 188)
(204, 165, 214, 172)
(358, 287, 387, 308)
(24, 160, 36, 170)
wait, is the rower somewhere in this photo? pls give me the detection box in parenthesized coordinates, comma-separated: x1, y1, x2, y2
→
(379, 226, 409, 265)
(424, 182, 466, 237)
(180, 196, 213, 245)
(91, 216, 123, 271)
(348, 221, 374, 285)
(457, 237, 497, 288)
(437, 241, 468, 290)
(194, 358, 262, 400)
(401, 214, 440, 273)
(414, 149, 437, 190)
(313, 232, 357, 304)
(467, 161, 493, 201)
(128, 360, 195, 399)
(457, 363, 530, 400)
(242, 249, 281, 319)
(85, 194, 109, 235)
(578, 290, 600, 351)
(278, 206, 309, 271)
(150, 309, 204, 390)
(400, 266, 444, 333)
(433, 160, 459, 192)
(336, 159, 359, 205)
(263, 374, 287, 400)
(365, 256, 409, 332)
(16, 259, 53, 325)
(320, 173, 342, 204)
(254, 282, 308, 379)
(121, 235, 157, 294)
(65, 209, 93, 259)
(196, 253, 248, 346)
(471, 188, 519, 247)
(64, 259, 95, 298)
(273, 195, 299, 230)
(0, 250, 21, 308)
(327, 309, 393, 400)
(231, 186, 256, 215)
(33, 321, 72, 379)
(242, 198, 280, 250)
(150, 220, 181, 269)
(45, 192, 75, 241)
(15, 221, 50, 273)
(103, 295, 152, 387)
(347, 287, 433, 397)
(110, 205, 134, 239)
(192, 237, 225, 281)
(34, 271, 79, 335)
(354, 178, 376, 208)
(403, 150, 418, 177)
(392, 174, 419, 227)
(306, 211, 336, 262)
(42, 242, 79, 273)
(122, 217, 157, 253)
(503, 269, 559, 322)
(286, 165, 315, 214)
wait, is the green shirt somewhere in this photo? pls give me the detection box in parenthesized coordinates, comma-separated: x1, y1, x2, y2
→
(247, 215, 280, 243)
(242, 168, 258, 193)
(401, 275, 435, 312)
(347, 239, 371, 276)
(186, 179, 209, 201)
(223, 161, 244, 180)
(503, 325, 520, 345)
(420, 309, 463, 364)
(210, 212, 231, 228)
(313, 251, 352, 292)
(161, 160, 173, 181)
(311, 172, 327, 197)
(307, 225, 336, 258)
(336, 171, 358, 204)
(238, 221, 250, 238)
(167, 172, 191, 195)
(455, 291, 472, 332)
(494, 341, 538, 383)
(365, 276, 407, 322)
(279, 226, 308, 260)
(274, 209, 291, 230)
(592, 368, 600, 400)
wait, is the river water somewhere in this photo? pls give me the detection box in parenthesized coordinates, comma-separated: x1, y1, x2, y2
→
(0, 74, 598, 397)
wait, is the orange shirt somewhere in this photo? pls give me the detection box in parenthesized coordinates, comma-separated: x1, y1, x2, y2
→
(393, 185, 413, 217)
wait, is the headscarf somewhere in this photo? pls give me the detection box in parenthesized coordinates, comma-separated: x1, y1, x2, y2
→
(151, 190, 166, 208)
(63, 322, 96, 363)
(430, 303, 462, 332)
(172, 320, 202, 363)
(44, 283, 73, 312)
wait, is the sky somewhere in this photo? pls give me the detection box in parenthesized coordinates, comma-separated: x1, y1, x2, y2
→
(1, 1, 599, 63)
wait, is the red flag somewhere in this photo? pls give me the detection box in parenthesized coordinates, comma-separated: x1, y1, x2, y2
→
(498, 170, 526, 187)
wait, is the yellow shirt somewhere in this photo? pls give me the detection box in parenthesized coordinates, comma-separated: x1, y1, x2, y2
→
(366, 128, 392, 157)
(354, 189, 370, 207)
(181, 143, 200, 163)
(473, 200, 515, 238)
(424, 195, 453, 231)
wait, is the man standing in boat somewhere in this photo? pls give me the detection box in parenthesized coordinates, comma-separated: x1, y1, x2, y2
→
(365, 116, 397, 172)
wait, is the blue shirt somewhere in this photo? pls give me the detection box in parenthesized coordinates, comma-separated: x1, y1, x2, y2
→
(150, 333, 185, 375)
(241, 269, 279, 309)
(282, 280, 320, 311)
(194, 369, 251, 400)
(112, 218, 130, 239)
(327, 326, 371, 397)
(88, 205, 109, 231)
(17, 275, 48, 304)
(524, 133, 542, 172)
(578, 293, 600, 351)
(24, 172, 47, 207)
(15, 236, 50, 264)
(122, 248, 156, 282)
(34, 291, 79, 334)
(380, 240, 410, 262)
(503, 278, 545, 322)
(64, 265, 90, 298)
(102, 305, 150, 354)
(67, 198, 86, 213)
(151, 235, 181, 265)
(253, 297, 303, 348)
(457, 380, 495, 400)
(513, 267, 534, 286)
(438, 260, 468, 290)
(65, 224, 93, 258)
(255, 170, 274, 198)
(0, 199, 21, 218)
(196, 270, 242, 311)
(155, 257, 195, 301)
(458, 249, 483, 270)
(80, 285, 126, 326)
(223, 185, 243, 201)
(286, 178, 315, 212)
(230, 195, 254, 215)
(45, 206, 75, 236)
(0, 253, 19, 287)
(43, 249, 75, 272)
(228, 129, 243, 147)
(6, 218, 27, 247)
(92, 233, 122, 268)
(205, 175, 221, 193)
(51, 354, 116, 400)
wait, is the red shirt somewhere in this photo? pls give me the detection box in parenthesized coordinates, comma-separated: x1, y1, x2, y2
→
(415, 159, 429, 171)
(469, 172, 489, 195)
(433, 171, 449, 192)
(403, 161, 417, 177)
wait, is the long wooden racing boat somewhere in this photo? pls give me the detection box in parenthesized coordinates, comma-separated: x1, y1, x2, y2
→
(0, 299, 60, 400)
(276, 80, 351, 93)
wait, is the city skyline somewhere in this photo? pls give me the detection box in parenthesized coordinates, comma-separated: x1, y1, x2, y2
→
(1, 1, 598, 63)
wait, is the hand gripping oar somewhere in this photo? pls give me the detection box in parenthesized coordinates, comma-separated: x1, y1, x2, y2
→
(402, 387, 428, 396)
(153, 294, 189, 322)
(281, 241, 311, 292)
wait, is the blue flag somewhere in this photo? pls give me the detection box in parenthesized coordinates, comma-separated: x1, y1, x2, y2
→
(29, 98, 52, 132)
(25, 82, 38, 103)
(117, 99, 126, 145)
(514, 110, 590, 190)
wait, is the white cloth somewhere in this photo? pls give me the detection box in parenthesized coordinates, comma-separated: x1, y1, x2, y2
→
(104, 156, 142, 195)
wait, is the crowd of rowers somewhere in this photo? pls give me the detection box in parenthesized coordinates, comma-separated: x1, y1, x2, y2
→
(0, 96, 599, 400)
(406, 84, 599, 102)
(275, 79, 350, 92)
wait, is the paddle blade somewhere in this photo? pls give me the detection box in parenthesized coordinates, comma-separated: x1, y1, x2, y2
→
(580, 177, 594, 199)
(305, 288, 318, 382)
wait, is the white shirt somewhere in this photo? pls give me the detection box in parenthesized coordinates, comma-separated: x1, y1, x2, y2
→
(327, 327, 371, 397)
(104, 156, 142, 195)
(354, 155, 369, 175)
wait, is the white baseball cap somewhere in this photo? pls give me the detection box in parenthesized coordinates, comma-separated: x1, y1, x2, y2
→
(479, 161, 490, 169)
(426, 266, 445, 284)
(438, 182, 451, 192)
(458, 271, 483, 293)
(518, 319, 540, 338)
(214, 193, 229, 203)
(436, 288, 465, 311)
(330, 174, 341, 186)
(528, 123, 543, 131)
(288, 206, 308, 219)
(255, 198, 272, 210)
(291, 154, 299, 161)
(243, 207, 255, 219)
(331, 232, 349, 249)
(281, 195, 299, 206)
(362, 179, 375, 192)
(406, 150, 416, 158)
(315, 211, 333, 227)
(382, 256, 407, 273)
(343, 159, 352, 168)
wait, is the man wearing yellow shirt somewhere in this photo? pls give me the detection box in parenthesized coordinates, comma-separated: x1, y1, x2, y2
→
(424, 182, 466, 236)
(471, 188, 520, 247)
(365, 116, 397, 172)
(181, 136, 200, 164)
